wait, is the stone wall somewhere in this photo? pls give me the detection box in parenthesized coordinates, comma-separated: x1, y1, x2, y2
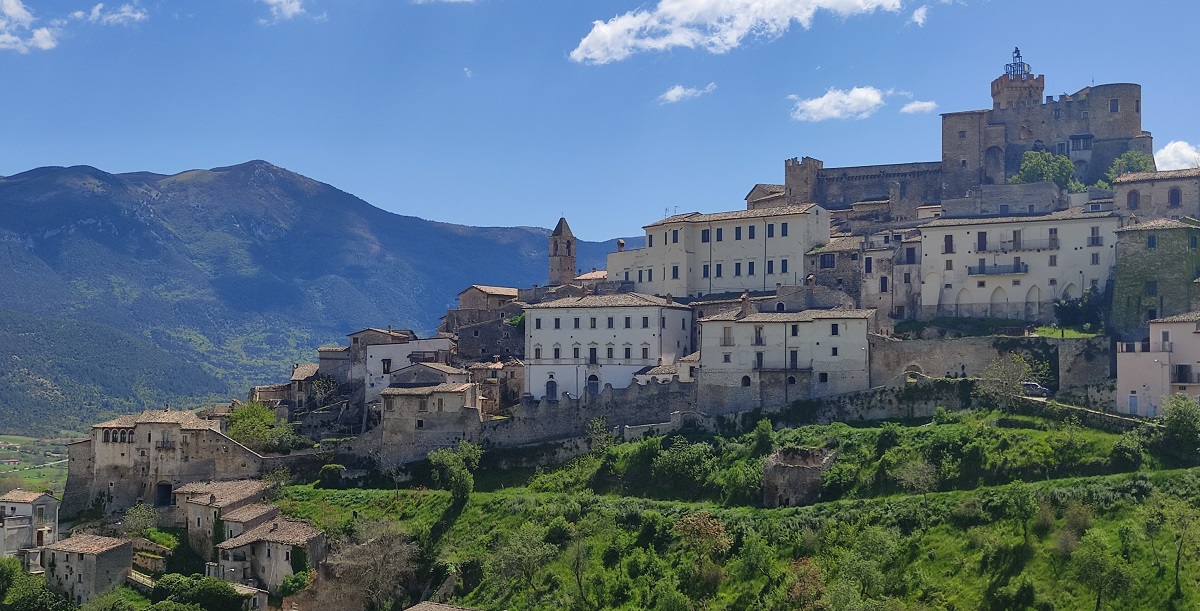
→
(456, 318, 524, 361)
(762, 448, 836, 508)
(1111, 224, 1200, 340)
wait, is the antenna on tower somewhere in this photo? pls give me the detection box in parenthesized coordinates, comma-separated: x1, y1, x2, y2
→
(664, 207, 670, 218)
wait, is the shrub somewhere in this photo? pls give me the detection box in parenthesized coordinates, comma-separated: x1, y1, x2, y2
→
(544, 516, 574, 547)
(278, 570, 312, 597)
(316, 464, 345, 489)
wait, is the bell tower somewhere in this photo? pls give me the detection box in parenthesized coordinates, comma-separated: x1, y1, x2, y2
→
(990, 47, 1044, 110)
(548, 217, 575, 286)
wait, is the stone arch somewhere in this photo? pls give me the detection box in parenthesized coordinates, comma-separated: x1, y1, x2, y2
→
(545, 374, 558, 402)
(955, 288, 971, 316)
(787, 376, 796, 385)
(154, 482, 173, 507)
(989, 286, 1008, 317)
(1128, 190, 1140, 210)
(552, 239, 559, 256)
(984, 146, 1004, 185)
(776, 302, 785, 312)
(118, 430, 127, 443)
(587, 375, 599, 398)
(103, 430, 110, 443)
(1061, 282, 1080, 299)
(1024, 285, 1042, 320)
(741, 376, 751, 387)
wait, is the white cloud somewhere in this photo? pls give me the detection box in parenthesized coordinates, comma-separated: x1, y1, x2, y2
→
(789, 86, 885, 122)
(900, 99, 937, 113)
(657, 82, 717, 104)
(1156, 141, 1200, 170)
(72, 4, 148, 26)
(571, 0, 902, 64)
(908, 5, 928, 26)
(463, 67, 473, 78)
(0, 0, 56, 53)
(258, 0, 319, 24)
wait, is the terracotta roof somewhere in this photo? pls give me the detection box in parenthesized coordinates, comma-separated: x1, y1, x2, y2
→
(527, 293, 689, 310)
(644, 204, 818, 228)
(468, 361, 504, 370)
(1113, 168, 1200, 184)
(317, 345, 347, 352)
(347, 328, 417, 339)
(575, 269, 608, 281)
(700, 308, 876, 323)
(678, 351, 701, 363)
(921, 207, 1115, 228)
(221, 503, 279, 524)
(0, 490, 53, 504)
(217, 518, 323, 550)
(291, 363, 320, 381)
(1150, 311, 1200, 324)
(405, 603, 479, 611)
(176, 480, 268, 508)
(638, 364, 678, 376)
(415, 363, 468, 375)
(94, 410, 218, 431)
(1114, 218, 1200, 232)
(464, 285, 519, 297)
(380, 383, 473, 396)
(808, 235, 864, 254)
(48, 534, 127, 555)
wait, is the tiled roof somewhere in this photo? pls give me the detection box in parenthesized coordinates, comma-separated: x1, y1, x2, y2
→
(465, 285, 519, 297)
(347, 328, 417, 339)
(405, 603, 479, 611)
(291, 363, 319, 381)
(0, 489, 53, 504)
(700, 308, 876, 323)
(380, 383, 473, 396)
(808, 235, 864, 254)
(575, 269, 608, 281)
(217, 518, 323, 550)
(678, 351, 701, 363)
(1113, 168, 1200, 184)
(644, 204, 818, 228)
(468, 361, 503, 370)
(1114, 218, 1200, 232)
(177, 480, 268, 508)
(550, 217, 573, 237)
(1150, 311, 1200, 324)
(528, 293, 689, 310)
(638, 364, 678, 376)
(415, 363, 469, 375)
(921, 207, 1115, 228)
(221, 503, 279, 524)
(317, 345, 347, 352)
(48, 534, 127, 555)
(94, 410, 218, 431)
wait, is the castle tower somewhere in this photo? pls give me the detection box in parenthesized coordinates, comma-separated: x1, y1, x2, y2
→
(990, 47, 1044, 110)
(548, 217, 575, 286)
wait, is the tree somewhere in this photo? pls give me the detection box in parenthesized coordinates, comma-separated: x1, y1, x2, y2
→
(428, 440, 482, 502)
(320, 520, 417, 610)
(1005, 482, 1038, 542)
(150, 574, 247, 611)
(1010, 150, 1085, 192)
(975, 354, 1037, 412)
(226, 401, 310, 454)
(1072, 530, 1132, 610)
(1161, 393, 1200, 461)
(751, 418, 774, 456)
(586, 416, 611, 455)
(673, 511, 732, 559)
(1098, 150, 1155, 188)
(0, 556, 20, 601)
(311, 375, 339, 406)
(735, 528, 776, 585)
(1163, 496, 1197, 597)
(489, 522, 558, 596)
(122, 503, 160, 536)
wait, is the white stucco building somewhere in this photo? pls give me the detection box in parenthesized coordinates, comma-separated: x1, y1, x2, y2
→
(606, 204, 829, 299)
(916, 207, 1120, 320)
(523, 293, 693, 401)
(1116, 311, 1200, 417)
(363, 336, 454, 405)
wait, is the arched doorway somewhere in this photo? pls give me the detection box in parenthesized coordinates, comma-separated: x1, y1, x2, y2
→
(154, 482, 172, 507)
(545, 378, 558, 402)
(1061, 283, 1080, 300)
(955, 288, 971, 317)
(984, 146, 1004, 185)
(1024, 285, 1042, 320)
(989, 286, 1008, 318)
(587, 375, 599, 398)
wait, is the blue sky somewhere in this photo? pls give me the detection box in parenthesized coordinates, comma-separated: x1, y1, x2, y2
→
(3, 0, 1199, 241)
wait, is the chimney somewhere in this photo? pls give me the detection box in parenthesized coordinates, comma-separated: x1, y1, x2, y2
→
(270, 522, 279, 532)
(292, 363, 298, 372)
(617, 239, 625, 252)
(737, 292, 753, 319)
(664, 294, 672, 304)
(209, 494, 216, 505)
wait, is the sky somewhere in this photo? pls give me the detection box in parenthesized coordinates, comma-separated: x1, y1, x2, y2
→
(3, 0, 1200, 241)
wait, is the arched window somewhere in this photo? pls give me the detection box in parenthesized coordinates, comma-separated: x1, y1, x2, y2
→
(776, 302, 785, 312)
(118, 430, 126, 443)
(566, 240, 572, 256)
(1128, 190, 1140, 210)
(787, 376, 796, 385)
(1169, 187, 1183, 208)
(741, 376, 751, 387)
(103, 430, 110, 443)
(552, 240, 559, 256)
(545, 379, 558, 401)
(587, 375, 599, 397)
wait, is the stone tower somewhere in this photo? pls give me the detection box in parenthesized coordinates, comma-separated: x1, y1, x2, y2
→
(990, 47, 1044, 110)
(548, 217, 575, 286)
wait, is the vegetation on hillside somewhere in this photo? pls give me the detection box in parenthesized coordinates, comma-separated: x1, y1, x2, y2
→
(1010, 151, 1085, 193)
(226, 402, 313, 454)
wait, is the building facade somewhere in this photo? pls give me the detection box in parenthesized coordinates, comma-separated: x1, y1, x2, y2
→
(1111, 218, 1200, 339)
(44, 535, 131, 606)
(214, 518, 326, 596)
(1116, 311, 1200, 417)
(1112, 168, 1200, 221)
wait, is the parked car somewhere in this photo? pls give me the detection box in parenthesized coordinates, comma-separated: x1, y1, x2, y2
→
(1021, 381, 1051, 397)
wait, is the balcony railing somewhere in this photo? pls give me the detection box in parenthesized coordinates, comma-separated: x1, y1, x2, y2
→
(978, 237, 1060, 252)
(155, 440, 176, 450)
(719, 338, 735, 346)
(753, 338, 766, 346)
(1172, 371, 1200, 384)
(967, 263, 1029, 276)
(1120, 341, 1174, 353)
(1087, 236, 1104, 247)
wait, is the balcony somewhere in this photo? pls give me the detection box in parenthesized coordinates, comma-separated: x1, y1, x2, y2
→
(978, 237, 1059, 253)
(155, 440, 176, 450)
(967, 263, 1029, 276)
(1172, 370, 1200, 384)
(1118, 341, 1172, 353)
(753, 338, 766, 346)
(1087, 236, 1104, 247)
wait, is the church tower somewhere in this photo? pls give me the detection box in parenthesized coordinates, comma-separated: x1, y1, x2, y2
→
(548, 217, 575, 286)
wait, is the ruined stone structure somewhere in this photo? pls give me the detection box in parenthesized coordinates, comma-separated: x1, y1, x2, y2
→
(762, 448, 836, 508)
(549, 217, 576, 286)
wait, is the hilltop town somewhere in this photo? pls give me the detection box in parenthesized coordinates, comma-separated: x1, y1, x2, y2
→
(7, 49, 1200, 610)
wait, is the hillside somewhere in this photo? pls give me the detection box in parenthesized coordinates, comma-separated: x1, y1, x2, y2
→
(0, 161, 626, 434)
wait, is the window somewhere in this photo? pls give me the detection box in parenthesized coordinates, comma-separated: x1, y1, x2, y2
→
(999, 204, 1009, 214)
(702, 264, 710, 278)
(741, 376, 751, 387)
(791, 324, 798, 337)
(638, 270, 643, 282)
(1110, 98, 1119, 113)
(672, 265, 679, 279)
(624, 347, 632, 359)
(865, 257, 873, 274)
(104, 430, 110, 442)
(1049, 255, 1057, 267)
(534, 347, 542, 359)
(977, 280, 986, 288)
(1057, 142, 1067, 155)
(1148, 235, 1158, 249)
(961, 159, 967, 168)
(554, 318, 560, 329)
(1170, 188, 1183, 208)
(648, 234, 653, 247)
(624, 271, 629, 281)
(735, 226, 742, 240)
(553, 348, 561, 359)
(832, 347, 838, 356)
(642, 316, 650, 328)
(945, 259, 953, 271)
(573, 317, 580, 329)
(416, 419, 424, 429)
(642, 347, 649, 359)
(1012, 279, 1021, 286)
(818, 372, 829, 383)
(590, 317, 596, 329)
(780, 223, 788, 237)
(958, 130, 966, 139)
(589, 347, 597, 364)
(648, 269, 653, 282)
(1136, 99, 1141, 113)
(748, 225, 756, 239)
(534, 318, 542, 330)
(716, 228, 723, 241)
(943, 235, 954, 254)
(1128, 190, 1140, 210)
(820, 253, 835, 269)
(830, 324, 839, 336)
(767, 224, 775, 238)
(734, 263, 742, 276)
(1049, 278, 1057, 286)
(767, 260, 774, 274)
(780, 259, 788, 274)
(1091, 252, 1100, 265)
(904, 247, 916, 264)
(607, 317, 614, 328)
(1147, 281, 1158, 296)
(748, 261, 755, 276)
(624, 316, 631, 328)
(607, 347, 614, 359)
(723, 354, 731, 363)
(701, 229, 710, 243)
(381, 359, 391, 374)
(880, 276, 889, 293)
(904, 272, 911, 283)
(672, 229, 678, 243)
(1193, 236, 1199, 250)
(715, 263, 723, 277)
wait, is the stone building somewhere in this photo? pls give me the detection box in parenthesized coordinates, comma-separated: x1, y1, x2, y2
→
(606, 204, 829, 298)
(62, 410, 265, 519)
(455, 315, 525, 361)
(468, 357, 525, 411)
(0, 489, 58, 570)
(457, 285, 519, 311)
(363, 335, 454, 406)
(523, 293, 693, 401)
(172, 480, 270, 560)
(780, 156, 943, 222)
(1117, 311, 1200, 417)
(941, 48, 1152, 197)
(549, 217, 576, 286)
(805, 235, 864, 304)
(1110, 217, 1200, 339)
(762, 448, 836, 508)
(44, 534, 131, 606)
(1112, 168, 1200, 221)
(214, 518, 326, 596)
(939, 181, 1064, 218)
(388, 362, 471, 389)
(378, 383, 482, 465)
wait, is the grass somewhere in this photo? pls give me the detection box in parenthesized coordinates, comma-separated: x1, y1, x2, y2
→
(1035, 325, 1102, 339)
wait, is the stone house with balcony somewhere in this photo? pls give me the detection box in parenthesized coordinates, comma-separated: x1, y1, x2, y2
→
(915, 207, 1119, 321)
(1116, 311, 1200, 417)
(523, 293, 693, 401)
(1110, 217, 1200, 339)
(0, 489, 58, 571)
(213, 518, 326, 596)
(44, 534, 131, 606)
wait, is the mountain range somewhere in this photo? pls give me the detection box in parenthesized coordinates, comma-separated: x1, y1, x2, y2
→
(0, 161, 625, 434)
